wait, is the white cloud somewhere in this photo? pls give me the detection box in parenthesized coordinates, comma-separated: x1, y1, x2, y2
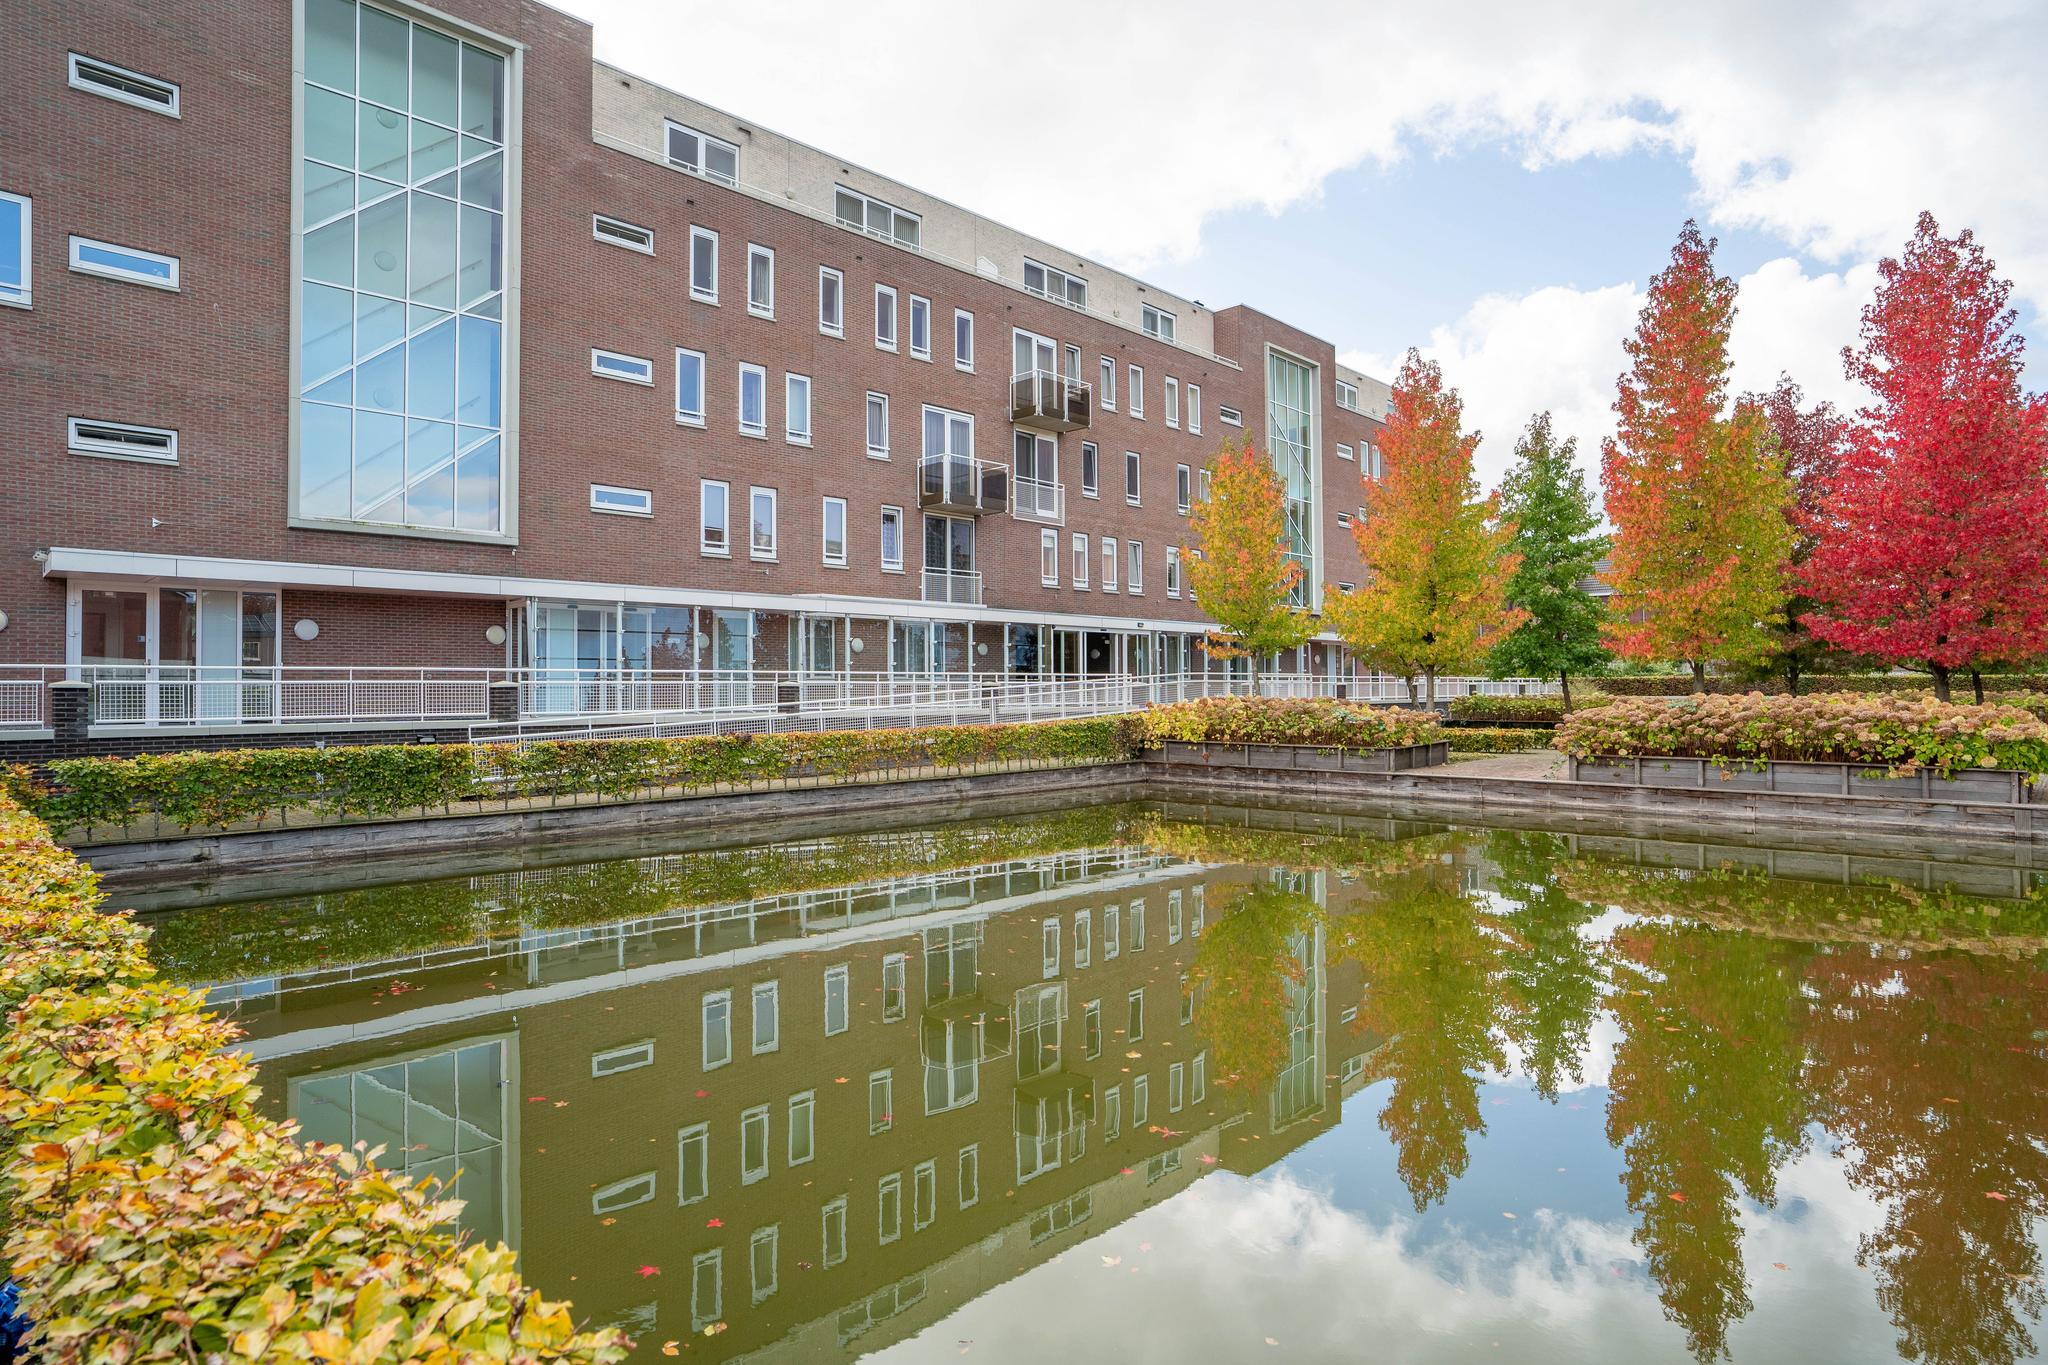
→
(558, 0, 2048, 312)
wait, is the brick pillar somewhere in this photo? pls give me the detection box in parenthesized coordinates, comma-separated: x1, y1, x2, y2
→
(488, 680, 520, 723)
(50, 681, 89, 746)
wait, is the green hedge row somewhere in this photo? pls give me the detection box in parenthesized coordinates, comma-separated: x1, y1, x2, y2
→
(1127, 696, 1442, 750)
(1446, 693, 1607, 723)
(0, 792, 626, 1361)
(1447, 727, 1556, 754)
(1594, 673, 2048, 697)
(34, 717, 1131, 836)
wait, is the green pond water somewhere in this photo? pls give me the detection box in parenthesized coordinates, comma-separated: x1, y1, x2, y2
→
(134, 797, 2048, 1364)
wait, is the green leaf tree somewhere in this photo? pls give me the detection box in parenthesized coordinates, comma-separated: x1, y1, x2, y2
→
(1324, 351, 1526, 704)
(1486, 412, 1611, 709)
(1184, 437, 1315, 693)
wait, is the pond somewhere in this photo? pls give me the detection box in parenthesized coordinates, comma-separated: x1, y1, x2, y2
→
(135, 798, 2048, 1364)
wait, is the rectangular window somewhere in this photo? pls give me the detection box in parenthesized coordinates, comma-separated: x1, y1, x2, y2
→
(675, 347, 706, 426)
(1133, 1074, 1150, 1127)
(699, 479, 729, 556)
(1166, 546, 1182, 598)
(822, 496, 848, 567)
(591, 348, 653, 385)
(821, 1197, 847, 1268)
(1193, 1051, 1208, 1104)
(834, 185, 920, 248)
(1181, 974, 1195, 1025)
(1164, 377, 1180, 428)
(678, 1123, 710, 1204)
(878, 1172, 902, 1244)
(666, 119, 739, 184)
(589, 483, 652, 517)
(818, 266, 844, 336)
(1102, 537, 1118, 592)
(1041, 917, 1060, 978)
(702, 990, 732, 1069)
(68, 53, 179, 116)
(958, 1145, 980, 1208)
(1142, 303, 1176, 341)
(954, 309, 974, 371)
(752, 981, 780, 1054)
(1128, 542, 1144, 594)
(741, 1105, 770, 1184)
(1169, 892, 1184, 944)
(0, 191, 28, 308)
(746, 243, 774, 317)
(1219, 404, 1244, 426)
(68, 235, 177, 291)
(591, 1040, 655, 1077)
(1367, 443, 1385, 479)
(1125, 451, 1141, 505)
(1169, 1062, 1184, 1113)
(592, 213, 653, 254)
(1080, 442, 1099, 499)
(66, 419, 176, 465)
(1071, 532, 1089, 588)
(1074, 910, 1092, 970)
(1099, 357, 1116, 410)
(1104, 904, 1121, 959)
(1337, 379, 1360, 411)
(1189, 384, 1202, 434)
(914, 1160, 937, 1230)
(785, 372, 812, 444)
(592, 1172, 656, 1216)
(1040, 528, 1059, 586)
(866, 392, 891, 458)
(1129, 365, 1144, 418)
(1130, 899, 1147, 951)
(875, 283, 898, 350)
(870, 1070, 894, 1135)
(788, 1091, 816, 1165)
(1083, 999, 1102, 1059)
(1104, 1085, 1123, 1142)
(882, 505, 905, 572)
(824, 964, 850, 1035)
(1337, 442, 1354, 462)
(1127, 990, 1145, 1042)
(750, 1226, 779, 1303)
(1336, 511, 1352, 528)
(908, 294, 932, 360)
(738, 364, 767, 438)
(689, 226, 718, 302)
(1022, 258, 1086, 309)
(1176, 464, 1192, 514)
(749, 486, 777, 560)
(882, 952, 908, 1022)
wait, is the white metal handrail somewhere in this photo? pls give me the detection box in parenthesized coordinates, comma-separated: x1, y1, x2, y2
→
(1010, 367, 1092, 426)
(72, 664, 496, 727)
(1010, 474, 1065, 525)
(920, 568, 984, 605)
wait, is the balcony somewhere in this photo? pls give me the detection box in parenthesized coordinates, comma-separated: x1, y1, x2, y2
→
(921, 567, 984, 605)
(1011, 474, 1065, 525)
(1010, 368, 1091, 432)
(919, 454, 1009, 516)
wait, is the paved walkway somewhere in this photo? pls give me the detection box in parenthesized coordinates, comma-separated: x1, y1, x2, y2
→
(1428, 751, 1568, 781)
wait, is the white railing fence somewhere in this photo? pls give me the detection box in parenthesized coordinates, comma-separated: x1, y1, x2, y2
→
(71, 665, 495, 727)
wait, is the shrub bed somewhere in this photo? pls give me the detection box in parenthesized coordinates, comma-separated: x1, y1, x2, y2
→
(1127, 697, 1441, 751)
(0, 792, 626, 1361)
(1446, 693, 1606, 724)
(1447, 727, 1554, 755)
(1553, 692, 2048, 775)
(1595, 673, 2048, 697)
(37, 716, 1130, 837)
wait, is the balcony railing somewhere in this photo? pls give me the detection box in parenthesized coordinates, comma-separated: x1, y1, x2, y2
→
(919, 454, 1009, 515)
(1010, 474, 1065, 525)
(920, 567, 984, 605)
(1011, 368, 1091, 432)
(68, 665, 495, 727)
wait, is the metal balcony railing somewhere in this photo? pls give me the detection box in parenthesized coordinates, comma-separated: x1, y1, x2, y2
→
(920, 567, 984, 605)
(67, 665, 495, 727)
(919, 454, 1009, 515)
(1010, 368, 1092, 432)
(1010, 474, 1065, 525)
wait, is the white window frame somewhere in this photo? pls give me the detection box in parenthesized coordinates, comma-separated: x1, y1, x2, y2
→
(691, 1249, 723, 1332)
(824, 964, 850, 1036)
(1102, 537, 1118, 592)
(66, 418, 177, 465)
(1040, 917, 1061, 978)
(1125, 450, 1141, 506)
(822, 496, 848, 567)
(592, 1171, 656, 1216)
(870, 1069, 895, 1135)
(68, 235, 178, 291)
(675, 347, 706, 427)
(749, 485, 778, 561)
(1071, 532, 1088, 589)
(834, 184, 921, 248)
(954, 309, 975, 371)
(1039, 528, 1059, 586)
(1022, 257, 1087, 309)
(1166, 546, 1182, 598)
(1142, 302, 1176, 341)
(1083, 998, 1102, 1059)
(958, 1144, 980, 1208)
(592, 213, 654, 254)
(1127, 989, 1145, 1042)
(914, 1159, 937, 1231)
(817, 265, 844, 336)
(1098, 356, 1116, 410)
(740, 1104, 771, 1184)
(1338, 442, 1354, 462)
(881, 504, 905, 573)
(702, 989, 733, 1069)
(751, 980, 780, 1055)
(866, 391, 891, 459)
(908, 294, 932, 361)
(877, 1171, 903, 1244)
(735, 363, 769, 438)
(67, 53, 180, 117)
(665, 119, 739, 185)
(750, 1225, 779, 1303)
(1188, 383, 1202, 434)
(1128, 365, 1144, 418)
(785, 372, 812, 445)
(1074, 910, 1092, 970)
(882, 951, 909, 1022)
(788, 1091, 816, 1166)
(875, 283, 898, 351)
(1176, 463, 1192, 514)
(590, 348, 654, 386)
(1336, 510, 1352, 528)
(589, 483, 652, 517)
(688, 226, 719, 304)
(1164, 376, 1180, 429)
(746, 243, 775, 318)
(1337, 379, 1360, 411)
(591, 1040, 655, 1078)
(822, 1197, 848, 1268)
(1128, 541, 1144, 594)
(0, 191, 29, 309)
(1080, 441, 1099, 500)
(1133, 1074, 1150, 1127)
(1219, 404, 1244, 427)
(699, 479, 730, 557)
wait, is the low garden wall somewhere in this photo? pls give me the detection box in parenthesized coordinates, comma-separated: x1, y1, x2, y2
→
(1150, 739, 1451, 772)
(0, 791, 627, 1362)
(1569, 754, 2037, 805)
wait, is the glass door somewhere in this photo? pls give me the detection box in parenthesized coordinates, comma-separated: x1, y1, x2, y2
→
(711, 609, 753, 706)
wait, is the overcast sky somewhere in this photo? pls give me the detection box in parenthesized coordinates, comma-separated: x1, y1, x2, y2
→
(556, 0, 2048, 492)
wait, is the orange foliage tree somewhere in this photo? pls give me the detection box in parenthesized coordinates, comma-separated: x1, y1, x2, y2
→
(1183, 437, 1315, 690)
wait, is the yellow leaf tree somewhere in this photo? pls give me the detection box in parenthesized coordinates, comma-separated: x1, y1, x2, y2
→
(1326, 351, 1526, 704)
(1184, 437, 1315, 692)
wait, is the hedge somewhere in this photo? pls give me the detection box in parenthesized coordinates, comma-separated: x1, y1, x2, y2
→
(1552, 692, 2048, 775)
(36, 716, 1131, 837)
(1594, 673, 2048, 697)
(1446, 693, 1607, 724)
(1447, 726, 1555, 755)
(0, 792, 627, 1362)
(1126, 696, 1441, 750)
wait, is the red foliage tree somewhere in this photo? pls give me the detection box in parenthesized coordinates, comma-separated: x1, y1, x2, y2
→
(1800, 213, 2048, 701)
(1743, 375, 1851, 692)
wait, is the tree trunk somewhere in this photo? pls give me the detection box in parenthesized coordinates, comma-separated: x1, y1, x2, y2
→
(1930, 663, 1952, 703)
(1971, 668, 1985, 704)
(1784, 660, 1802, 696)
(1249, 656, 1259, 698)
(1560, 671, 1574, 713)
(1424, 666, 1438, 708)
(1689, 659, 1707, 693)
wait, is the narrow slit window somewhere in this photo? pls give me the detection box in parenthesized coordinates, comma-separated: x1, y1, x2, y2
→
(592, 214, 654, 254)
(68, 236, 178, 290)
(68, 53, 180, 116)
(591, 348, 654, 385)
(67, 419, 177, 464)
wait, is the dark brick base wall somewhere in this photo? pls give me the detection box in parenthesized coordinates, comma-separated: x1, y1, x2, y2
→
(2, 724, 481, 768)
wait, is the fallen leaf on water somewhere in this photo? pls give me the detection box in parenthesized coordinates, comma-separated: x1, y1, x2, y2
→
(553, 1101, 569, 1108)
(661, 1344, 680, 1357)
(1266, 1338, 1279, 1347)
(1667, 1193, 1688, 1204)
(835, 1077, 849, 1084)
(600, 1217, 616, 1227)
(1940, 1097, 1961, 1104)
(1772, 1262, 1788, 1271)
(707, 1217, 723, 1228)
(1120, 1168, 1135, 1176)
(1502, 1212, 1517, 1220)
(1986, 1191, 2010, 1201)
(1101, 1255, 1121, 1267)
(694, 1090, 709, 1099)
(526, 1096, 548, 1104)
(1199, 1154, 1218, 1165)
(638, 1265, 662, 1278)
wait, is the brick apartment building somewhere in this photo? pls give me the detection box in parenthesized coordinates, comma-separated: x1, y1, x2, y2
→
(0, 0, 1394, 745)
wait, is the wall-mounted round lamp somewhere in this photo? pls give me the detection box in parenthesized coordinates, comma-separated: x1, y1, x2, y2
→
(484, 624, 507, 646)
(292, 618, 320, 642)
(0, 609, 10, 632)
(695, 631, 710, 651)
(975, 642, 988, 657)
(849, 637, 865, 655)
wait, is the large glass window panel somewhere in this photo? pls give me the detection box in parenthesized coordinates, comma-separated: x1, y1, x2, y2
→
(300, 401, 352, 519)
(411, 119, 457, 183)
(303, 283, 354, 383)
(409, 192, 457, 306)
(460, 45, 504, 140)
(359, 103, 408, 182)
(410, 26, 460, 125)
(306, 0, 358, 92)
(305, 160, 355, 227)
(358, 5, 409, 107)
(456, 202, 500, 306)
(355, 410, 405, 520)
(408, 318, 456, 420)
(305, 85, 357, 166)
